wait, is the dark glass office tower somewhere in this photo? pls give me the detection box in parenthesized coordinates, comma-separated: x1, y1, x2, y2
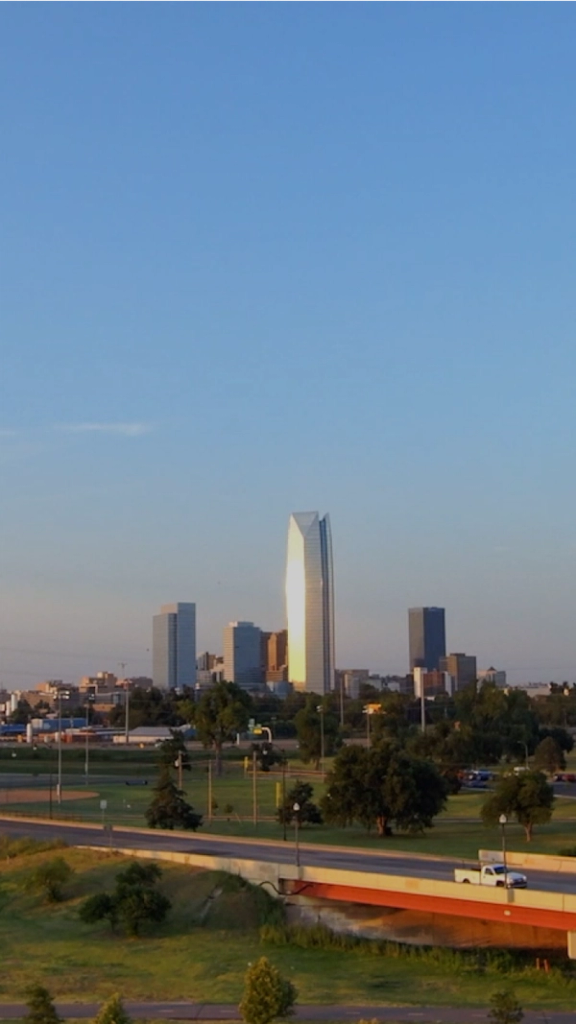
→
(408, 607, 446, 671)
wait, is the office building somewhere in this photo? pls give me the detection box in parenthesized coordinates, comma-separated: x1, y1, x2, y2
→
(439, 652, 477, 692)
(408, 607, 446, 672)
(413, 668, 451, 698)
(267, 630, 288, 672)
(153, 603, 196, 690)
(260, 631, 272, 680)
(286, 511, 335, 693)
(223, 621, 263, 689)
(478, 667, 507, 689)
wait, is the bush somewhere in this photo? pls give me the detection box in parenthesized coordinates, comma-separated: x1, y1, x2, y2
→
(79, 860, 171, 936)
(239, 956, 296, 1024)
(93, 994, 132, 1024)
(488, 990, 524, 1024)
(24, 856, 73, 902)
(24, 985, 62, 1024)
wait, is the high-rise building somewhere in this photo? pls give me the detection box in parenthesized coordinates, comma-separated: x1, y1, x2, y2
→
(153, 603, 196, 690)
(439, 652, 477, 692)
(267, 630, 288, 673)
(286, 511, 335, 694)
(477, 667, 507, 689)
(223, 621, 263, 689)
(408, 607, 446, 672)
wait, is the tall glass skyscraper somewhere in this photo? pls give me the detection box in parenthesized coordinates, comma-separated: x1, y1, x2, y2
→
(408, 606, 446, 672)
(286, 512, 335, 694)
(153, 602, 196, 690)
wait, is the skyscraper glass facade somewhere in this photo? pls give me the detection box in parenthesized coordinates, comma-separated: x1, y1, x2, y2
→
(152, 602, 196, 690)
(286, 512, 335, 693)
(223, 621, 262, 688)
(408, 606, 446, 672)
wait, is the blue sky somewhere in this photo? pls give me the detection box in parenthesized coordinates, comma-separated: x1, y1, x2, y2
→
(2, 3, 576, 688)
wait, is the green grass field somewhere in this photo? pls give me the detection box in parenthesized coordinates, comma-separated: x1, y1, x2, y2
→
(3, 744, 576, 862)
(2, 753, 576, 861)
(0, 844, 575, 1011)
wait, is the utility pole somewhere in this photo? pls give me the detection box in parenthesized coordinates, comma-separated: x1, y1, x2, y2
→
(317, 704, 325, 777)
(282, 755, 287, 842)
(208, 760, 213, 823)
(56, 689, 62, 805)
(84, 698, 90, 785)
(252, 748, 258, 827)
(119, 663, 129, 746)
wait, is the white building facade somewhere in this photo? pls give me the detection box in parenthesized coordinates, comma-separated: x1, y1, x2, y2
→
(286, 511, 335, 694)
(152, 602, 196, 690)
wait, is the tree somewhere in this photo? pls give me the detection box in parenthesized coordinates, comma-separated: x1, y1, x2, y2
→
(145, 766, 203, 831)
(488, 990, 524, 1024)
(482, 771, 554, 841)
(538, 725, 573, 754)
(322, 743, 447, 836)
(194, 681, 252, 773)
(24, 985, 62, 1024)
(79, 860, 172, 936)
(157, 731, 191, 773)
(239, 956, 297, 1024)
(24, 856, 73, 903)
(109, 686, 185, 729)
(320, 745, 371, 828)
(79, 892, 119, 931)
(294, 697, 341, 768)
(408, 719, 475, 792)
(533, 736, 565, 775)
(252, 742, 285, 772)
(9, 698, 33, 725)
(93, 995, 132, 1024)
(277, 780, 322, 826)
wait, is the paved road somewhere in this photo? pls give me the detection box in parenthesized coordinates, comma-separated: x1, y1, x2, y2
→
(1, 816, 575, 894)
(0, 1003, 569, 1023)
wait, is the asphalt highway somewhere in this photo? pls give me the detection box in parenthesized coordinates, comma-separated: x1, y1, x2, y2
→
(1, 816, 575, 893)
(0, 1002, 571, 1023)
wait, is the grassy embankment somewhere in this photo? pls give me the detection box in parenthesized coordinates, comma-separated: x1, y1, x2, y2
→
(0, 842, 575, 1011)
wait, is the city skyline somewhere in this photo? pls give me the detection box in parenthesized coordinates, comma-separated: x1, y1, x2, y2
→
(3, 5, 576, 688)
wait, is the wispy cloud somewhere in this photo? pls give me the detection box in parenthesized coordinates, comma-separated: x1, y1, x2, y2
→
(56, 422, 152, 438)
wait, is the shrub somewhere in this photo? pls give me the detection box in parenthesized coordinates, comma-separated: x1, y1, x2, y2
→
(93, 994, 132, 1024)
(488, 990, 524, 1024)
(24, 985, 62, 1024)
(24, 857, 73, 902)
(79, 860, 171, 936)
(239, 956, 296, 1024)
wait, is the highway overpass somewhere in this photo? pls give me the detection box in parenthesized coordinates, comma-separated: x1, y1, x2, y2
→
(2, 815, 576, 954)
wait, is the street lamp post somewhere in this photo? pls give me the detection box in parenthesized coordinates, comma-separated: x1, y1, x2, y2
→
(316, 705, 325, 776)
(84, 698, 90, 786)
(281, 755, 287, 842)
(124, 681, 130, 746)
(499, 813, 508, 884)
(56, 689, 62, 805)
(293, 802, 300, 867)
(252, 748, 258, 826)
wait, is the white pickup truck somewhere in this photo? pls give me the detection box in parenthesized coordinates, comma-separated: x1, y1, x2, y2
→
(454, 864, 528, 888)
